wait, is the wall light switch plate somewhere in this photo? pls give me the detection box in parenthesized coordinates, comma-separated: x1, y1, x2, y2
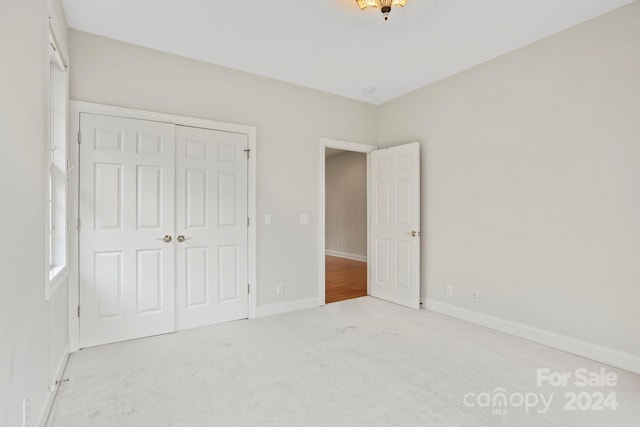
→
(265, 214, 271, 225)
(299, 214, 309, 224)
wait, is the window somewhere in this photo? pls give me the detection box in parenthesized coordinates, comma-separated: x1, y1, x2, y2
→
(46, 13, 69, 298)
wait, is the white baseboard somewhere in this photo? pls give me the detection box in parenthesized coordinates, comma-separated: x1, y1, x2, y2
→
(255, 297, 320, 318)
(423, 299, 640, 375)
(325, 250, 367, 262)
(38, 340, 70, 427)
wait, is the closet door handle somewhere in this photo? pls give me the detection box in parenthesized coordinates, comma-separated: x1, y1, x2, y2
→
(157, 235, 172, 243)
(177, 235, 192, 243)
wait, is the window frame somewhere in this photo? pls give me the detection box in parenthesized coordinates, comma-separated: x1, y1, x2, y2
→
(45, 5, 70, 300)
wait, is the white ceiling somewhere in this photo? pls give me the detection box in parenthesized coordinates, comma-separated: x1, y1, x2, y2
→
(61, 0, 634, 105)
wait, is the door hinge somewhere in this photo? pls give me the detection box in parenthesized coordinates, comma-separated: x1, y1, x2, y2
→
(76, 218, 81, 231)
(244, 148, 250, 159)
(77, 130, 81, 144)
(247, 217, 250, 227)
(247, 284, 250, 294)
(77, 305, 80, 317)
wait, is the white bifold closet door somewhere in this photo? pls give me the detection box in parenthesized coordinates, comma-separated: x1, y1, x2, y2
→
(175, 125, 249, 330)
(79, 113, 176, 348)
(79, 114, 248, 348)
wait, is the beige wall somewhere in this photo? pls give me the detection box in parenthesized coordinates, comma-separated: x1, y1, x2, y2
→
(0, 0, 70, 425)
(325, 152, 367, 258)
(68, 30, 378, 306)
(377, 2, 640, 356)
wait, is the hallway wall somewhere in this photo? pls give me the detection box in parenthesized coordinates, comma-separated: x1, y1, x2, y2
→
(325, 151, 367, 259)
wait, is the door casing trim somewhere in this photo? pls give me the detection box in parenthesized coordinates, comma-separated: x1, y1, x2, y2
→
(69, 101, 257, 352)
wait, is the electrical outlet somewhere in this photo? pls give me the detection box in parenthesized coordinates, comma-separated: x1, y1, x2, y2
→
(276, 283, 284, 295)
(22, 395, 29, 427)
(299, 214, 309, 225)
(471, 291, 479, 303)
(264, 214, 271, 225)
(446, 285, 453, 297)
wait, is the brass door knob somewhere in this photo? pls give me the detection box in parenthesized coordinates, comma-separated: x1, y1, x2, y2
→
(177, 235, 192, 243)
(157, 235, 172, 243)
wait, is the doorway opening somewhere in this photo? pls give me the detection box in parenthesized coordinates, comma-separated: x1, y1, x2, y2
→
(318, 138, 377, 305)
(325, 149, 368, 303)
(319, 138, 422, 310)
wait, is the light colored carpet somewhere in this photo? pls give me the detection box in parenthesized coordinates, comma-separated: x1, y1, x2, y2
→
(48, 297, 640, 426)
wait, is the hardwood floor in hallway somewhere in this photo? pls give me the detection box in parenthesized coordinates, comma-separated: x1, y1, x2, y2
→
(325, 255, 367, 303)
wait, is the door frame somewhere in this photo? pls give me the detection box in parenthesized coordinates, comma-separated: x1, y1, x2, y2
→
(318, 138, 377, 306)
(69, 101, 257, 352)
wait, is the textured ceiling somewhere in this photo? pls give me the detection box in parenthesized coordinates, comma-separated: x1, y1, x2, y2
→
(61, 0, 635, 104)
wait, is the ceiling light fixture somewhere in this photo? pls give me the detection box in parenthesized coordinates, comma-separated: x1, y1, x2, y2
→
(356, 0, 407, 21)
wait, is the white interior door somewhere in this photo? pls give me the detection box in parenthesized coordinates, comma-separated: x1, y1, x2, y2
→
(175, 125, 249, 330)
(79, 113, 176, 347)
(370, 142, 421, 309)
